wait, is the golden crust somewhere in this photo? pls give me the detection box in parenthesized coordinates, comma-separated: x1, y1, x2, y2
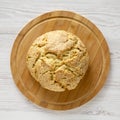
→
(26, 30, 89, 92)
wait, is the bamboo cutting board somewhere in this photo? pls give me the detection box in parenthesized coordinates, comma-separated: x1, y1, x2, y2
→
(10, 11, 110, 110)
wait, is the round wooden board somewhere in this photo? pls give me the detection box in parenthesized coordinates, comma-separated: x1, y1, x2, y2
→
(10, 11, 110, 110)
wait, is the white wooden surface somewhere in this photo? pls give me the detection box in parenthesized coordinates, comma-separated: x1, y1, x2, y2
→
(0, 0, 120, 119)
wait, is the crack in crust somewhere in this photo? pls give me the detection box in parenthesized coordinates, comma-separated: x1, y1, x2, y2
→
(26, 30, 89, 92)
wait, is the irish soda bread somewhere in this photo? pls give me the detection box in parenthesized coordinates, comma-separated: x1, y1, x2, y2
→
(26, 30, 89, 92)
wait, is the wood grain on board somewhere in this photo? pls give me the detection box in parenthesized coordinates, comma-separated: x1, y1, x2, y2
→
(10, 11, 110, 110)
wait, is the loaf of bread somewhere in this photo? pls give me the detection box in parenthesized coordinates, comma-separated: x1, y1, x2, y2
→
(26, 30, 89, 92)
